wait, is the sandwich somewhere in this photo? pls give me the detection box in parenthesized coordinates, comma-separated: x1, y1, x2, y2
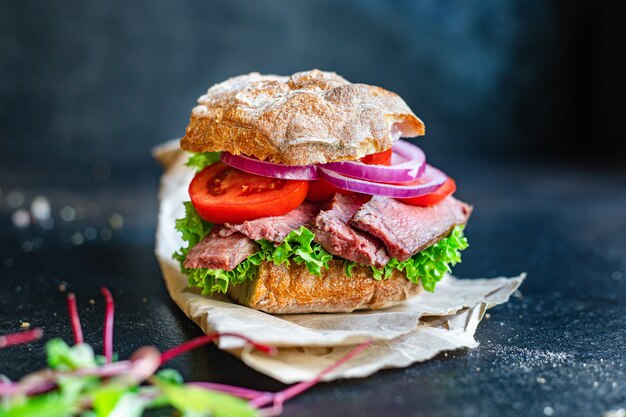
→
(173, 69, 471, 314)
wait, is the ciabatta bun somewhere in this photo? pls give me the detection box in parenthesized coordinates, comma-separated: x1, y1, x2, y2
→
(227, 260, 423, 314)
(181, 70, 424, 166)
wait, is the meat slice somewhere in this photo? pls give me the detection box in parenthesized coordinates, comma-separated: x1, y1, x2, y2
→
(350, 196, 471, 262)
(220, 202, 320, 243)
(184, 227, 260, 271)
(310, 194, 390, 268)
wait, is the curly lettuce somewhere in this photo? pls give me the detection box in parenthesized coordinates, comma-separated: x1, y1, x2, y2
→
(172, 201, 213, 266)
(185, 151, 222, 172)
(369, 225, 468, 292)
(173, 203, 333, 294)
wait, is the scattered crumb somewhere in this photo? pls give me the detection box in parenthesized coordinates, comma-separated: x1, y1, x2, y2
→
(20, 321, 30, 329)
(486, 345, 572, 371)
(537, 377, 546, 384)
(142, 298, 148, 303)
(58, 282, 67, 292)
(484, 313, 491, 319)
(605, 409, 626, 417)
(544, 406, 554, 416)
(89, 298, 96, 305)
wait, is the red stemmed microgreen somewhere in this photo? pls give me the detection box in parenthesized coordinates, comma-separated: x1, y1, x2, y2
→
(100, 287, 115, 363)
(272, 339, 372, 402)
(0, 289, 371, 417)
(66, 293, 83, 344)
(252, 340, 372, 416)
(189, 381, 274, 401)
(0, 328, 43, 349)
(182, 340, 372, 416)
(160, 332, 278, 365)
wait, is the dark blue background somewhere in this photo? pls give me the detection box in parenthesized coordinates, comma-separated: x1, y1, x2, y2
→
(1, 1, 624, 169)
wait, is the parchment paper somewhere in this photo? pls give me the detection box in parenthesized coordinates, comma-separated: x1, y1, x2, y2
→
(153, 140, 525, 383)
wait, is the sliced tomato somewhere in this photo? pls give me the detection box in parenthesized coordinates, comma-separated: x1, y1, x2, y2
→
(359, 148, 392, 166)
(398, 178, 457, 206)
(305, 149, 393, 202)
(305, 178, 352, 202)
(189, 162, 309, 223)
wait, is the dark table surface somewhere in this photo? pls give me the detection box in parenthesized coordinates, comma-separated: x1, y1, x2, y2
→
(1, 153, 625, 417)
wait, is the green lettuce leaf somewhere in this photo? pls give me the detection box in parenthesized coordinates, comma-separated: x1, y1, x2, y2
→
(185, 152, 221, 172)
(372, 225, 469, 292)
(185, 253, 263, 295)
(263, 226, 333, 275)
(172, 202, 213, 266)
(181, 225, 333, 295)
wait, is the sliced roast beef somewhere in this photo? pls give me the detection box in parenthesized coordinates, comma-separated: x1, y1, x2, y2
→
(350, 196, 471, 262)
(184, 227, 260, 271)
(309, 194, 390, 268)
(219, 201, 320, 243)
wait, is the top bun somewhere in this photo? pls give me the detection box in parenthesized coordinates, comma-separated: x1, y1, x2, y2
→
(180, 70, 425, 165)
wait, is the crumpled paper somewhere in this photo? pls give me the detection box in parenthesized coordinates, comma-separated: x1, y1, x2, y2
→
(153, 140, 525, 383)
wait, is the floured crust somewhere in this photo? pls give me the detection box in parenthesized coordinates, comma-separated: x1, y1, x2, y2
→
(181, 69, 425, 165)
(227, 260, 423, 314)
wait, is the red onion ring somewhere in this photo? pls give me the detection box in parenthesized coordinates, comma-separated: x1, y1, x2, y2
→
(321, 140, 426, 183)
(220, 152, 320, 180)
(220, 140, 426, 183)
(319, 164, 448, 198)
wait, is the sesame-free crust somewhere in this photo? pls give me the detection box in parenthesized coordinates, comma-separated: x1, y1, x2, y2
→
(181, 69, 425, 165)
(227, 260, 423, 314)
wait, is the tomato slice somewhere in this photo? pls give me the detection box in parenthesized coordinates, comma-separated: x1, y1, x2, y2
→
(189, 162, 309, 224)
(398, 178, 457, 206)
(305, 149, 393, 202)
(305, 178, 352, 202)
(359, 148, 392, 166)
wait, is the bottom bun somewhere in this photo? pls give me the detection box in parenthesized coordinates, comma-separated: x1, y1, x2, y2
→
(227, 260, 423, 314)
